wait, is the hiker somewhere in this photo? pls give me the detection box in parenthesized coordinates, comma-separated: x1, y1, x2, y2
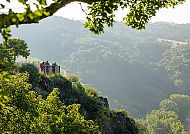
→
(52, 62, 57, 74)
(45, 61, 50, 65)
(45, 61, 50, 73)
(40, 62, 45, 72)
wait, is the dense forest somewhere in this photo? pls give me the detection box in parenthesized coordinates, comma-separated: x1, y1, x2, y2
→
(1, 37, 190, 133)
(0, 38, 139, 133)
(10, 16, 190, 117)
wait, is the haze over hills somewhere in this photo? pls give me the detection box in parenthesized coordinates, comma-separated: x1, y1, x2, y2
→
(10, 16, 190, 117)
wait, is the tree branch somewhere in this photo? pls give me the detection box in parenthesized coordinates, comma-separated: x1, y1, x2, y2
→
(0, 0, 99, 28)
(0, 0, 185, 39)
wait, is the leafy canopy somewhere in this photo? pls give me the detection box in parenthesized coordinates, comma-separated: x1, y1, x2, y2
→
(19, 63, 40, 87)
(146, 109, 188, 134)
(0, 38, 30, 69)
(0, 72, 99, 134)
(0, 0, 185, 39)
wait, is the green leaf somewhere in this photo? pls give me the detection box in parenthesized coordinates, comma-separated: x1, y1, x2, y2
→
(5, 27, 10, 32)
(11, 17, 17, 23)
(34, 10, 43, 16)
(17, 14, 25, 21)
(28, 13, 34, 20)
(18, 0, 27, 4)
(43, 11, 50, 16)
(38, 0, 47, 5)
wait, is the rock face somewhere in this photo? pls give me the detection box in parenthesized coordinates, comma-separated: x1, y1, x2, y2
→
(36, 74, 139, 134)
(110, 112, 138, 134)
(99, 97, 109, 108)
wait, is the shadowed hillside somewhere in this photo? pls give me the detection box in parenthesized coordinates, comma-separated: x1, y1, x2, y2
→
(11, 16, 190, 117)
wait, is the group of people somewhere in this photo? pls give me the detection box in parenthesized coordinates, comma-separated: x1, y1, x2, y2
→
(40, 61, 59, 74)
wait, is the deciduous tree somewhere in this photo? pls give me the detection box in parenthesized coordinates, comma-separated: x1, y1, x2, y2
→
(0, 38, 30, 69)
(146, 109, 188, 134)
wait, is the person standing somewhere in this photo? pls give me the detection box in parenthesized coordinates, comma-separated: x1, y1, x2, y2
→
(45, 61, 50, 65)
(52, 62, 57, 74)
(45, 61, 50, 74)
(40, 62, 45, 72)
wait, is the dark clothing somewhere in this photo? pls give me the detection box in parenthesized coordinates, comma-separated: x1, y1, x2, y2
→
(52, 63, 57, 74)
(45, 62, 50, 65)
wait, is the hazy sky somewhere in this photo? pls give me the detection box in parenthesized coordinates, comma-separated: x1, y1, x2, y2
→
(55, 0, 190, 24)
(2, 0, 190, 24)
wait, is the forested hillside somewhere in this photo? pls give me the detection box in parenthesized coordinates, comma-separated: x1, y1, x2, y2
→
(10, 16, 190, 117)
(0, 38, 139, 134)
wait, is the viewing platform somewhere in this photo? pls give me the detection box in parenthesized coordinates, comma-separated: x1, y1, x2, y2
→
(15, 60, 61, 75)
(41, 65, 60, 74)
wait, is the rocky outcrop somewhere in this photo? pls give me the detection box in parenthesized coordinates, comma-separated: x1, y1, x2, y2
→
(98, 97, 109, 108)
(35, 74, 139, 134)
(110, 112, 138, 134)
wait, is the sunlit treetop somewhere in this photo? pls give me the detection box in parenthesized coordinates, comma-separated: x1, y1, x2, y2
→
(0, 0, 185, 39)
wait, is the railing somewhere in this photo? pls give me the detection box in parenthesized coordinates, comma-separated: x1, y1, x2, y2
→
(41, 65, 60, 74)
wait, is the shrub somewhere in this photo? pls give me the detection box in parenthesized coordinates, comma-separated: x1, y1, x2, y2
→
(66, 72, 80, 82)
(84, 85, 98, 97)
(50, 74, 67, 87)
(19, 63, 40, 87)
(115, 109, 128, 116)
